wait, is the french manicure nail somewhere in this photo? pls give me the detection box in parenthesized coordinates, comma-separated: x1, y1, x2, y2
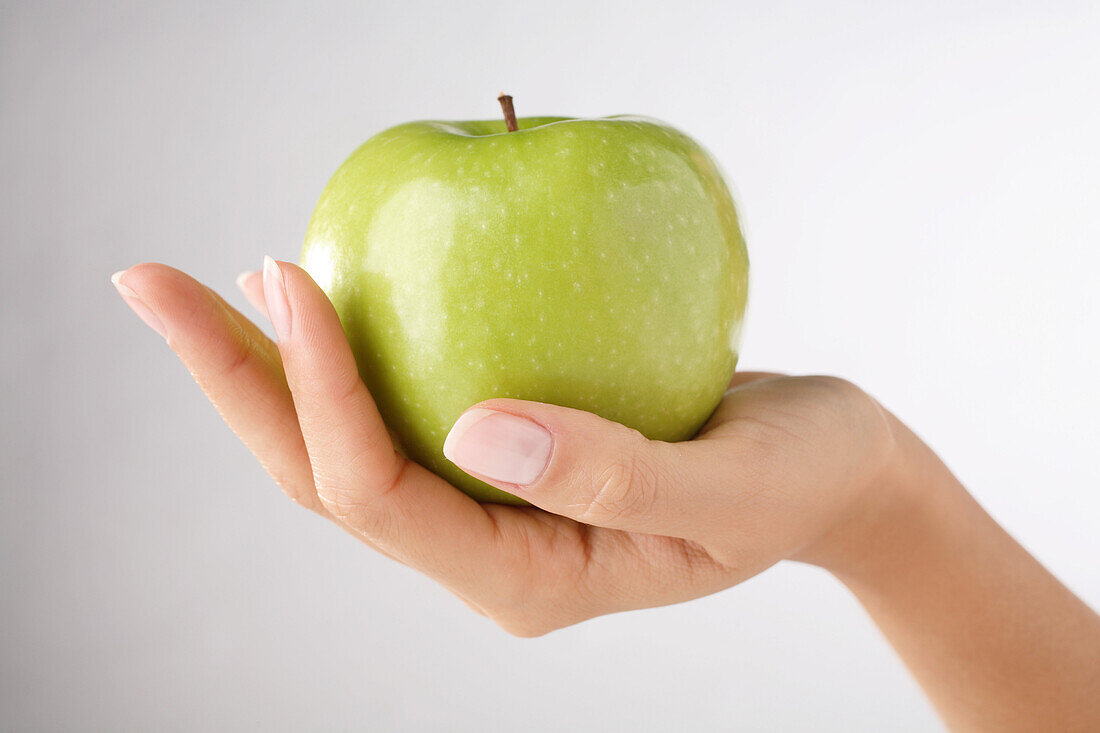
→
(262, 256, 291, 340)
(111, 271, 168, 340)
(443, 408, 552, 486)
(235, 270, 257, 293)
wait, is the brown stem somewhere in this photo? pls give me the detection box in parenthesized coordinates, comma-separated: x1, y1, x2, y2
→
(497, 93, 518, 132)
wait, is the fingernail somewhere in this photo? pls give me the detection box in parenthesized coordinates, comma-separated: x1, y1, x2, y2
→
(111, 271, 168, 340)
(235, 270, 257, 293)
(262, 256, 290, 340)
(443, 408, 552, 486)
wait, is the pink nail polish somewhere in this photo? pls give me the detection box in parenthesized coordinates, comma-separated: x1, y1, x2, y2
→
(111, 271, 168, 340)
(262, 256, 291, 340)
(443, 408, 553, 486)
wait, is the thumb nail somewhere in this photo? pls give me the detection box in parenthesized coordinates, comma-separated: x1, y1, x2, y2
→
(443, 409, 552, 486)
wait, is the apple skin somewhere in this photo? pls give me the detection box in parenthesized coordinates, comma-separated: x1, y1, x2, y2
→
(301, 115, 748, 504)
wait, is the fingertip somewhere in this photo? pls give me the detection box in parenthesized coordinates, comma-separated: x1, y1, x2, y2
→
(236, 269, 268, 317)
(110, 265, 169, 340)
(114, 262, 189, 297)
(443, 407, 552, 487)
(261, 256, 290, 341)
(110, 270, 134, 297)
(236, 270, 257, 292)
(443, 407, 497, 465)
(262, 255, 278, 285)
(267, 260, 320, 297)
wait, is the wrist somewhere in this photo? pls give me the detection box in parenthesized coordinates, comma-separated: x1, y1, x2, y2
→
(795, 411, 965, 584)
(798, 412, 1100, 732)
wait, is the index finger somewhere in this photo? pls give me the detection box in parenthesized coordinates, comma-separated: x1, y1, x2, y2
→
(259, 258, 510, 593)
(114, 263, 325, 515)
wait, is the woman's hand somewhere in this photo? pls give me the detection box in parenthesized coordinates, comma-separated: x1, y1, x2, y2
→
(114, 259, 1100, 730)
(111, 259, 898, 635)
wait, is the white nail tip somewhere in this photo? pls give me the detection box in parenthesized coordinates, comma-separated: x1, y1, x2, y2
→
(235, 271, 255, 291)
(442, 408, 494, 462)
(111, 271, 137, 298)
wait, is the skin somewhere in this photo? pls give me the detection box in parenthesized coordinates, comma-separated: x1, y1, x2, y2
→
(113, 262, 1100, 731)
(301, 116, 748, 503)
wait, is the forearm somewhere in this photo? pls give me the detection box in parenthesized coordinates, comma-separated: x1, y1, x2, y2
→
(820, 416, 1100, 732)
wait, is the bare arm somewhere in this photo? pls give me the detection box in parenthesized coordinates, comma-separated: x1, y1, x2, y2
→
(807, 414, 1100, 732)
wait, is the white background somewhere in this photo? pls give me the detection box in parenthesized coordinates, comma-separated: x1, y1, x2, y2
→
(2, 1, 1098, 730)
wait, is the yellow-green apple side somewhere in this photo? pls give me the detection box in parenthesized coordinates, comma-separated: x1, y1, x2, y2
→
(302, 115, 748, 504)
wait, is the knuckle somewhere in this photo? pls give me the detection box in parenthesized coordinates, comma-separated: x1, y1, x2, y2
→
(298, 368, 358, 406)
(728, 412, 785, 448)
(313, 470, 396, 542)
(218, 334, 256, 379)
(802, 374, 861, 400)
(799, 374, 896, 469)
(310, 448, 406, 538)
(802, 375, 885, 428)
(313, 474, 363, 520)
(330, 369, 365, 406)
(579, 444, 659, 526)
(791, 375, 867, 428)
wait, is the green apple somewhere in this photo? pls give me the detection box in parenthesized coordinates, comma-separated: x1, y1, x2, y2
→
(301, 109, 748, 504)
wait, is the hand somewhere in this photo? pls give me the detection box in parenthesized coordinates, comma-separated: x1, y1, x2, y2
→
(111, 259, 898, 635)
(114, 259, 1100, 730)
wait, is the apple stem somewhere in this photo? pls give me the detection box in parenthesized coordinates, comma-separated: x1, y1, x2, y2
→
(497, 93, 519, 132)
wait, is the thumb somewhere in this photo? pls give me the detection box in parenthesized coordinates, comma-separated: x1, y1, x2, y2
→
(443, 398, 722, 537)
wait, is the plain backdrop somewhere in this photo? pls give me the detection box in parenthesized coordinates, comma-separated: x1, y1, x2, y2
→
(2, 1, 1098, 730)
